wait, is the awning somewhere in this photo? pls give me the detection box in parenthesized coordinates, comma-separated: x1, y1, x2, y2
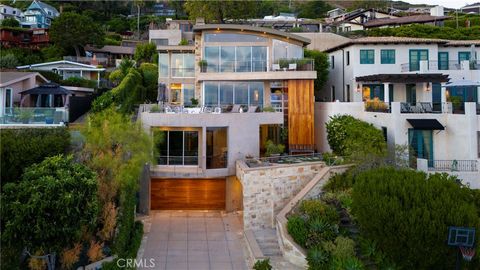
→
(20, 82, 72, 95)
(407, 119, 445, 130)
(356, 73, 449, 83)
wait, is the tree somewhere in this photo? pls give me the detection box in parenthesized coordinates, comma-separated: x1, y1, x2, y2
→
(0, 54, 19, 69)
(1, 155, 98, 264)
(304, 49, 329, 99)
(295, 1, 331, 18)
(352, 0, 388, 10)
(134, 42, 157, 64)
(1, 17, 20, 27)
(50, 12, 104, 57)
(107, 16, 131, 33)
(184, 0, 257, 23)
(352, 167, 480, 269)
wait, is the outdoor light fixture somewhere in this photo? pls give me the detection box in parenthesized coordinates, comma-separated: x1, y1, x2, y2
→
(356, 84, 361, 92)
(425, 82, 431, 91)
(254, 90, 259, 101)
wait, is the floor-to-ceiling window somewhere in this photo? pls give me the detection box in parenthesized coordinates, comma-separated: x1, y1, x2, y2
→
(154, 129, 199, 166)
(206, 127, 228, 169)
(362, 84, 384, 101)
(204, 46, 267, 73)
(171, 53, 195, 77)
(203, 81, 264, 108)
(408, 129, 434, 167)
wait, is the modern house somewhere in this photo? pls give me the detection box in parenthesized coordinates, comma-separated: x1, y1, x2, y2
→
(317, 36, 480, 184)
(139, 22, 317, 210)
(0, 4, 23, 21)
(0, 27, 49, 49)
(17, 60, 105, 84)
(324, 8, 399, 32)
(21, 0, 59, 29)
(461, 2, 480, 14)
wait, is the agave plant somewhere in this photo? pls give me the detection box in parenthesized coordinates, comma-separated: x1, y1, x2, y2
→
(306, 246, 330, 270)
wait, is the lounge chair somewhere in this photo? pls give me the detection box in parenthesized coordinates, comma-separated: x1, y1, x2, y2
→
(165, 106, 174, 114)
(247, 106, 258, 113)
(400, 102, 411, 113)
(288, 63, 297, 71)
(230, 104, 241, 113)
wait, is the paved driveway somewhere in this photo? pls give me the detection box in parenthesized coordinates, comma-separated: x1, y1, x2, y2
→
(139, 210, 248, 270)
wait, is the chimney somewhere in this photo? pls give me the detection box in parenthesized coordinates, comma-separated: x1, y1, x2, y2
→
(195, 17, 205, 25)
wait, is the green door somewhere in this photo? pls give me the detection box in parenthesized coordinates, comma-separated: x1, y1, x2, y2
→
(406, 84, 416, 104)
(408, 129, 434, 167)
(409, 49, 428, 71)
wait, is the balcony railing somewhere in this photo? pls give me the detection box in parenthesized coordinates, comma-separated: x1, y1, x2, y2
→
(272, 58, 315, 71)
(171, 67, 195, 77)
(401, 60, 479, 72)
(63, 56, 109, 66)
(1, 107, 68, 125)
(429, 160, 478, 172)
(400, 102, 443, 114)
(141, 103, 279, 114)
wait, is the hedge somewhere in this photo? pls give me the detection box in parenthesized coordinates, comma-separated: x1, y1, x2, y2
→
(352, 167, 480, 269)
(0, 127, 70, 184)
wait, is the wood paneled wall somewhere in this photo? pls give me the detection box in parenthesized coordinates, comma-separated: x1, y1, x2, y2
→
(287, 79, 315, 150)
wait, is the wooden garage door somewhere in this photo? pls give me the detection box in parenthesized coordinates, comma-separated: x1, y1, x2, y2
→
(151, 178, 226, 210)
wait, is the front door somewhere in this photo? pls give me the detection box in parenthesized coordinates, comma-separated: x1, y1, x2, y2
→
(432, 83, 442, 112)
(408, 129, 434, 167)
(406, 84, 417, 104)
(409, 49, 428, 71)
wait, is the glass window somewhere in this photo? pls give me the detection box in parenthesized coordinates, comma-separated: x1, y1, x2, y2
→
(206, 127, 228, 169)
(170, 83, 182, 104)
(331, 55, 334, 69)
(183, 84, 195, 106)
(154, 130, 168, 165)
(438, 52, 449, 70)
(234, 82, 249, 106)
(205, 46, 219, 72)
(184, 54, 194, 77)
(408, 129, 434, 167)
(380, 49, 395, 64)
(5, 89, 12, 108)
(360, 49, 374, 64)
(236, 47, 252, 72)
(153, 38, 168, 46)
(204, 82, 218, 106)
(346, 51, 350, 65)
(273, 39, 303, 61)
(159, 53, 169, 77)
(459, 52, 471, 63)
(249, 82, 264, 106)
(171, 53, 194, 77)
(184, 131, 199, 165)
(220, 47, 235, 72)
(219, 82, 234, 106)
(252, 46, 267, 72)
(205, 33, 267, 43)
(154, 130, 199, 166)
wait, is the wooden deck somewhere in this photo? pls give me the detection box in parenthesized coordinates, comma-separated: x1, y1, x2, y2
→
(151, 178, 226, 210)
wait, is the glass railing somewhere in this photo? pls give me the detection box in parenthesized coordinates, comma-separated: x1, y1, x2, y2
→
(171, 67, 195, 77)
(202, 60, 268, 73)
(1, 107, 68, 125)
(272, 58, 315, 71)
(401, 60, 479, 72)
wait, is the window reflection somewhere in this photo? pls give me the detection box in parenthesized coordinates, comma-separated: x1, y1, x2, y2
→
(204, 46, 267, 73)
(207, 127, 228, 169)
(203, 81, 264, 107)
(205, 33, 267, 43)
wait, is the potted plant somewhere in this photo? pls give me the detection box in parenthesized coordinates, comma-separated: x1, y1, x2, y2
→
(297, 58, 312, 71)
(265, 140, 285, 157)
(17, 108, 33, 124)
(262, 106, 276, 112)
(150, 104, 161, 112)
(447, 96, 463, 113)
(278, 59, 290, 69)
(190, 97, 199, 107)
(198, 60, 208, 72)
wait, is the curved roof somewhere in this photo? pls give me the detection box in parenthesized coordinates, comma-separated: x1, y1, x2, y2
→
(192, 24, 311, 45)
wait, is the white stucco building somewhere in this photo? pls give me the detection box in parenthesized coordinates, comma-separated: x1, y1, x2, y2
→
(0, 4, 23, 21)
(317, 37, 480, 185)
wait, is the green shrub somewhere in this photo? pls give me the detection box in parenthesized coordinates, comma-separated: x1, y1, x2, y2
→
(325, 115, 387, 164)
(352, 167, 480, 269)
(306, 246, 330, 270)
(134, 42, 156, 64)
(139, 63, 159, 102)
(35, 70, 63, 83)
(91, 91, 115, 113)
(253, 258, 272, 270)
(1, 18, 20, 27)
(265, 140, 285, 156)
(61, 76, 97, 88)
(323, 170, 356, 192)
(1, 155, 98, 265)
(287, 215, 308, 247)
(0, 54, 19, 68)
(306, 217, 339, 248)
(299, 200, 339, 223)
(0, 127, 70, 184)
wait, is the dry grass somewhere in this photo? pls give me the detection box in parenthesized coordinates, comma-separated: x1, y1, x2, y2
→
(87, 240, 104, 262)
(61, 243, 82, 270)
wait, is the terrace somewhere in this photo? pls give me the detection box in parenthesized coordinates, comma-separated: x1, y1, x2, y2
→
(0, 107, 68, 126)
(243, 153, 345, 168)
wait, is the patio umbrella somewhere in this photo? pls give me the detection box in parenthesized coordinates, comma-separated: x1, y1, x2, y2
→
(444, 80, 480, 87)
(157, 83, 166, 102)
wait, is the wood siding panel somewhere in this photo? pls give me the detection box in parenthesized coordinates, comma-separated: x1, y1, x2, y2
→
(287, 79, 315, 150)
(151, 178, 226, 210)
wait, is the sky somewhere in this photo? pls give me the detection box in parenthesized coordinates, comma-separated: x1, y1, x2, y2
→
(404, 0, 476, 9)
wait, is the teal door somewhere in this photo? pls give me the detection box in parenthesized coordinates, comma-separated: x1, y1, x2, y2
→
(388, 84, 394, 103)
(458, 52, 471, 63)
(432, 83, 441, 111)
(408, 129, 434, 167)
(438, 52, 449, 70)
(406, 84, 416, 104)
(409, 49, 429, 71)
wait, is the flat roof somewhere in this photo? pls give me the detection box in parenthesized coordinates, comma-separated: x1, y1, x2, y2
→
(192, 24, 311, 45)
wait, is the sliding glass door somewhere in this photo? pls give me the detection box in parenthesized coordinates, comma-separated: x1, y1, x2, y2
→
(154, 130, 199, 166)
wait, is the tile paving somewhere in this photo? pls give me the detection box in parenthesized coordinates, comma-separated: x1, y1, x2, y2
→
(140, 210, 248, 270)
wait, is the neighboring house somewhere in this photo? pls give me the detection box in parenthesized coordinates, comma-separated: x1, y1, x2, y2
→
(461, 2, 480, 14)
(327, 8, 346, 18)
(0, 4, 23, 21)
(80, 45, 135, 67)
(139, 23, 317, 210)
(149, 19, 194, 46)
(0, 71, 48, 114)
(0, 27, 49, 49)
(363, 14, 450, 29)
(325, 8, 399, 32)
(21, 0, 59, 29)
(17, 60, 106, 84)
(317, 36, 480, 184)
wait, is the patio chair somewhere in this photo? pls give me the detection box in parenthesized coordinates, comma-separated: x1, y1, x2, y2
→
(400, 102, 411, 113)
(213, 107, 222, 114)
(272, 64, 281, 71)
(411, 104, 424, 113)
(288, 63, 297, 71)
(230, 104, 241, 113)
(201, 106, 212, 113)
(247, 106, 258, 113)
(420, 102, 433, 113)
(165, 106, 174, 114)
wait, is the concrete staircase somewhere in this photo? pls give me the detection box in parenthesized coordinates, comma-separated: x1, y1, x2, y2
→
(252, 229, 302, 270)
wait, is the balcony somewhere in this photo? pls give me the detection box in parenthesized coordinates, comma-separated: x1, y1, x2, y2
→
(401, 60, 479, 72)
(363, 102, 478, 115)
(429, 160, 478, 172)
(1, 107, 68, 126)
(63, 56, 110, 67)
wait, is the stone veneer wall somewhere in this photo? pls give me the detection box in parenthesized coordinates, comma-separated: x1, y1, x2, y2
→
(236, 160, 326, 230)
